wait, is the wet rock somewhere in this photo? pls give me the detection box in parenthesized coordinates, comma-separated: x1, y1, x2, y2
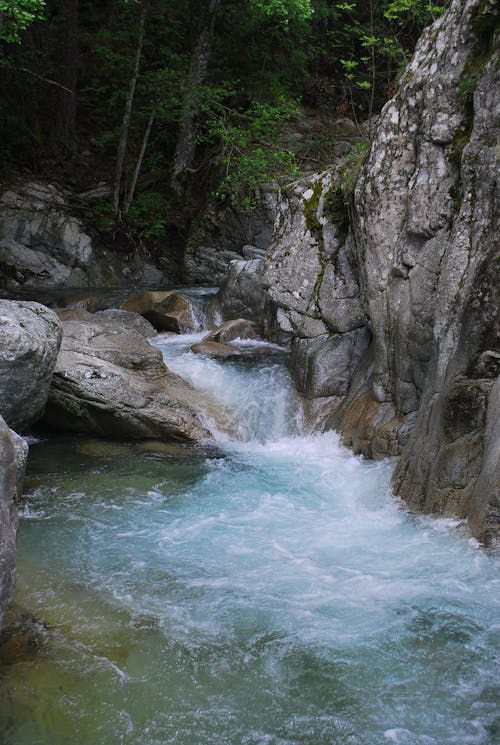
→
(44, 314, 224, 442)
(0, 300, 62, 432)
(120, 291, 199, 333)
(191, 338, 282, 361)
(211, 260, 280, 340)
(204, 318, 257, 344)
(190, 340, 246, 359)
(290, 328, 371, 399)
(120, 290, 173, 314)
(0, 417, 28, 630)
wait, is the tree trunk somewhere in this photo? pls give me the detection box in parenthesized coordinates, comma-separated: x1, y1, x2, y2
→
(123, 108, 155, 215)
(55, 0, 79, 148)
(170, 0, 221, 194)
(113, 0, 149, 219)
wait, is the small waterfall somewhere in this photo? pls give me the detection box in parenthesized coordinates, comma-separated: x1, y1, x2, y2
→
(153, 332, 301, 443)
(3, 296, 499, 745)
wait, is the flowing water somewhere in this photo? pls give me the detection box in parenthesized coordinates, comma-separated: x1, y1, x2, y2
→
(0, 306, 499, 745)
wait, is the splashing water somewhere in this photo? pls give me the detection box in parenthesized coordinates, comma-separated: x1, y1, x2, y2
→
(1, 328, 499, 745)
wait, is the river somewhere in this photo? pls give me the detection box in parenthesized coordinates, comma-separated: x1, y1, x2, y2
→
(0, 299, 499, 744)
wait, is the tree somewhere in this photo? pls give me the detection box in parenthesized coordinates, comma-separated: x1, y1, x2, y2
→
(0, 0, 45, 43)
(170, 0, 222, 194)
(54, 0, 79, 147)
(113, 0, 149, 218)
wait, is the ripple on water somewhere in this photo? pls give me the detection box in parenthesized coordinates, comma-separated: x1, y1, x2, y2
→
(2, 335, 499, 745)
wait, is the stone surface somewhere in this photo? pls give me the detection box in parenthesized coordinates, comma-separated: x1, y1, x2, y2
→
(43, 314, 225, 442)
(94, 309, 156, 338)
(120, 291, 173, 314)
(210, 0, 499, 540)
(0, 300, 62, 432)
(184, 189, 279, 285)
(0, 417, 28, 630)
(0, 182, 168, 288)
(191, 338, 282, 361)
(204, 318, 257, 344)
(290, 328, 371, 399)
(211, 260, 281, 341)
(191, 340, 246, 359)
(120, 291, 200, 333)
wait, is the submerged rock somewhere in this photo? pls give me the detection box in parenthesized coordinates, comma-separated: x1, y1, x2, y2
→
(43, 313, 225, 442)
(0, 417, 28, 630)
(0, 300, 62, 432)
(190, 339, 246, 359)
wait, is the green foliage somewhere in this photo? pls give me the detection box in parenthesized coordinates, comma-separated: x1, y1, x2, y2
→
(307, 0, 448, 118)
(206, 100, 301, 210)
(0, 0, 453, 233)
(126, 190, 168, 239)
(0, 0, 45, 43)
(250, 0, 313, 25)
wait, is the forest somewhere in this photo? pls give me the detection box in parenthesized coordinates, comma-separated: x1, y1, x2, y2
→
(0, 0, 447, 243)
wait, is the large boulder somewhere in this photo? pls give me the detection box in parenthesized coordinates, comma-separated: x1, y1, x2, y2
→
(0, 417, 28, 630)
(204, 318, 257, 344)
(120, 291, 200, 333)
(0, 300, 62, 432)
(43, 312, 225, 442)
(211, 260, 281, 341)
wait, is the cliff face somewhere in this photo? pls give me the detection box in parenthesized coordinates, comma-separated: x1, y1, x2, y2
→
(215, 0, 499, 542)
(345, 0, 499, 541)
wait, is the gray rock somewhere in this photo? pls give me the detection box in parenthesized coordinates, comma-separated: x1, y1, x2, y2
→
(94, 309, 156, 338)
(0, 417, 28, 629)
(0, 300, 62, 432)
(43, 315, 227, 442)
(185, 189, 278, 284)
(191, 340, 246, 359)
(191, 338, 281, 361)
(204, 318, 257, 344)
(212, 260, 280, 340)
(290, 328, 371, 399)
(0, 182, 170, 288)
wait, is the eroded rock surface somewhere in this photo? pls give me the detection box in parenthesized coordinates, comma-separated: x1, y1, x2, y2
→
(0, 300, 62, 432)
(212, 0, 499, 540)
(0, 182, 166, 288)
(0, 417, 28, 630)
(44, 312, 224, 442)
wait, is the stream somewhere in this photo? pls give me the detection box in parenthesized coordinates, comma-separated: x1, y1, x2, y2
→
(0, 292, 499, 745)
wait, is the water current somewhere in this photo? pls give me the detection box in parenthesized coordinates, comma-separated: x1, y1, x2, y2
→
(0, 293, 499, 744)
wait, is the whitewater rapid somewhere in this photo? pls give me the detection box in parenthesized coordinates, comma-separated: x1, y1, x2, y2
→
(1, 317, 499, 745)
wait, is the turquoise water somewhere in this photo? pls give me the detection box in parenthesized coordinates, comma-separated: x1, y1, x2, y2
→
(0, 330, 499, 745)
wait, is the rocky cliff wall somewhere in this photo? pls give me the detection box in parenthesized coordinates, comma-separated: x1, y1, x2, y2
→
(214, 0, 499, 543)
(0, 183, 173, 289)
